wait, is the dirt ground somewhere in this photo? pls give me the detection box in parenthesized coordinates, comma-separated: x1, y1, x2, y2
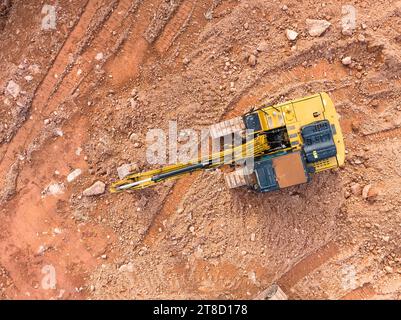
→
(0, 0, 401, 299)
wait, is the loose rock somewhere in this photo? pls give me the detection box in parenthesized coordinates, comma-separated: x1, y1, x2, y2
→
(256, 41, 269, 52)
(362, 184, 371, 199)
(306, 19, 331, 37)
(67, 169, 82, 183)
(119, 263, 134, 273)
(341, 5, 356, 36)
(5, 80, 20, 98)
(385, 266, 393, 273)
(342, 56, 352, 66)
(248, 54, 257, 67)
(83, 181, 105, 196)
(285, 29, 298, 41)
(37, 245, 47, 255)
(204, 9, 213, 20)
(350, 183, 362, 196)
(358, 34, 366, 43)
(95, 52, 104, 61)
(362, 184, 379, 200)
(130, 88, 138, 98)
(117, 163, 136, 179)
(129, 132, 140, 144)
(43, 183, 65, 196)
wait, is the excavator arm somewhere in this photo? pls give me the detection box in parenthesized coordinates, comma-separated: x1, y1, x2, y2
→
(109, 134, 270, 193)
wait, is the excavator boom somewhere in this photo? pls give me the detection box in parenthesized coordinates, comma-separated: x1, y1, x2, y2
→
(110, 134, 270, 192)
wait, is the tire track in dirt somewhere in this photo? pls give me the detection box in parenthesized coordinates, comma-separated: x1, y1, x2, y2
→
(48, 0, 119, 100)
(273, 243, 378, 299)
(0, 0, 102, 178)
(104, 0, 168, 86)
(46, 0, 137, 107)
(154, 0, 197, 54)
(143, 0, 183, 44)
(0, 107, 97, 297)
(142, 173, 197, 246)
(63, 0, 144, 97)
(340, 283, 376, 300)
(361, 126, 401, 143)
(0, 0, 150, 299)
(1, 0, 143, 184)
(276, 241, 340, 295)
(0, 0, 186, 299)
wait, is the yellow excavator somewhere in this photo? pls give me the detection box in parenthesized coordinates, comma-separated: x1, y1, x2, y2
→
(110, 92, 345, 193)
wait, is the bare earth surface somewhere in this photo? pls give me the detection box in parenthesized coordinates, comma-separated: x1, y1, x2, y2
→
(1, 0, 401, 299)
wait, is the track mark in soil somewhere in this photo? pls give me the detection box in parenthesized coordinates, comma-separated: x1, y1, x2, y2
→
(0, 0, 141, 299)
(0, 0, 102, 176)
(277, 241, 339, 294)
(341, 283, 376, 300)
(143, 173, 199, 246)
(46, 0, 136, 107)
(362, 126, 401, 143)
(1, 0, 142, 179)
(154, 0, 196, 54)
(105, 0, 164, 85)
(143, 0, 183, 44)
(0, 115, 108, 299)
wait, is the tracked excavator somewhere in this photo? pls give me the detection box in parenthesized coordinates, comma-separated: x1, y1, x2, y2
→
(110, 92, 345, 193)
